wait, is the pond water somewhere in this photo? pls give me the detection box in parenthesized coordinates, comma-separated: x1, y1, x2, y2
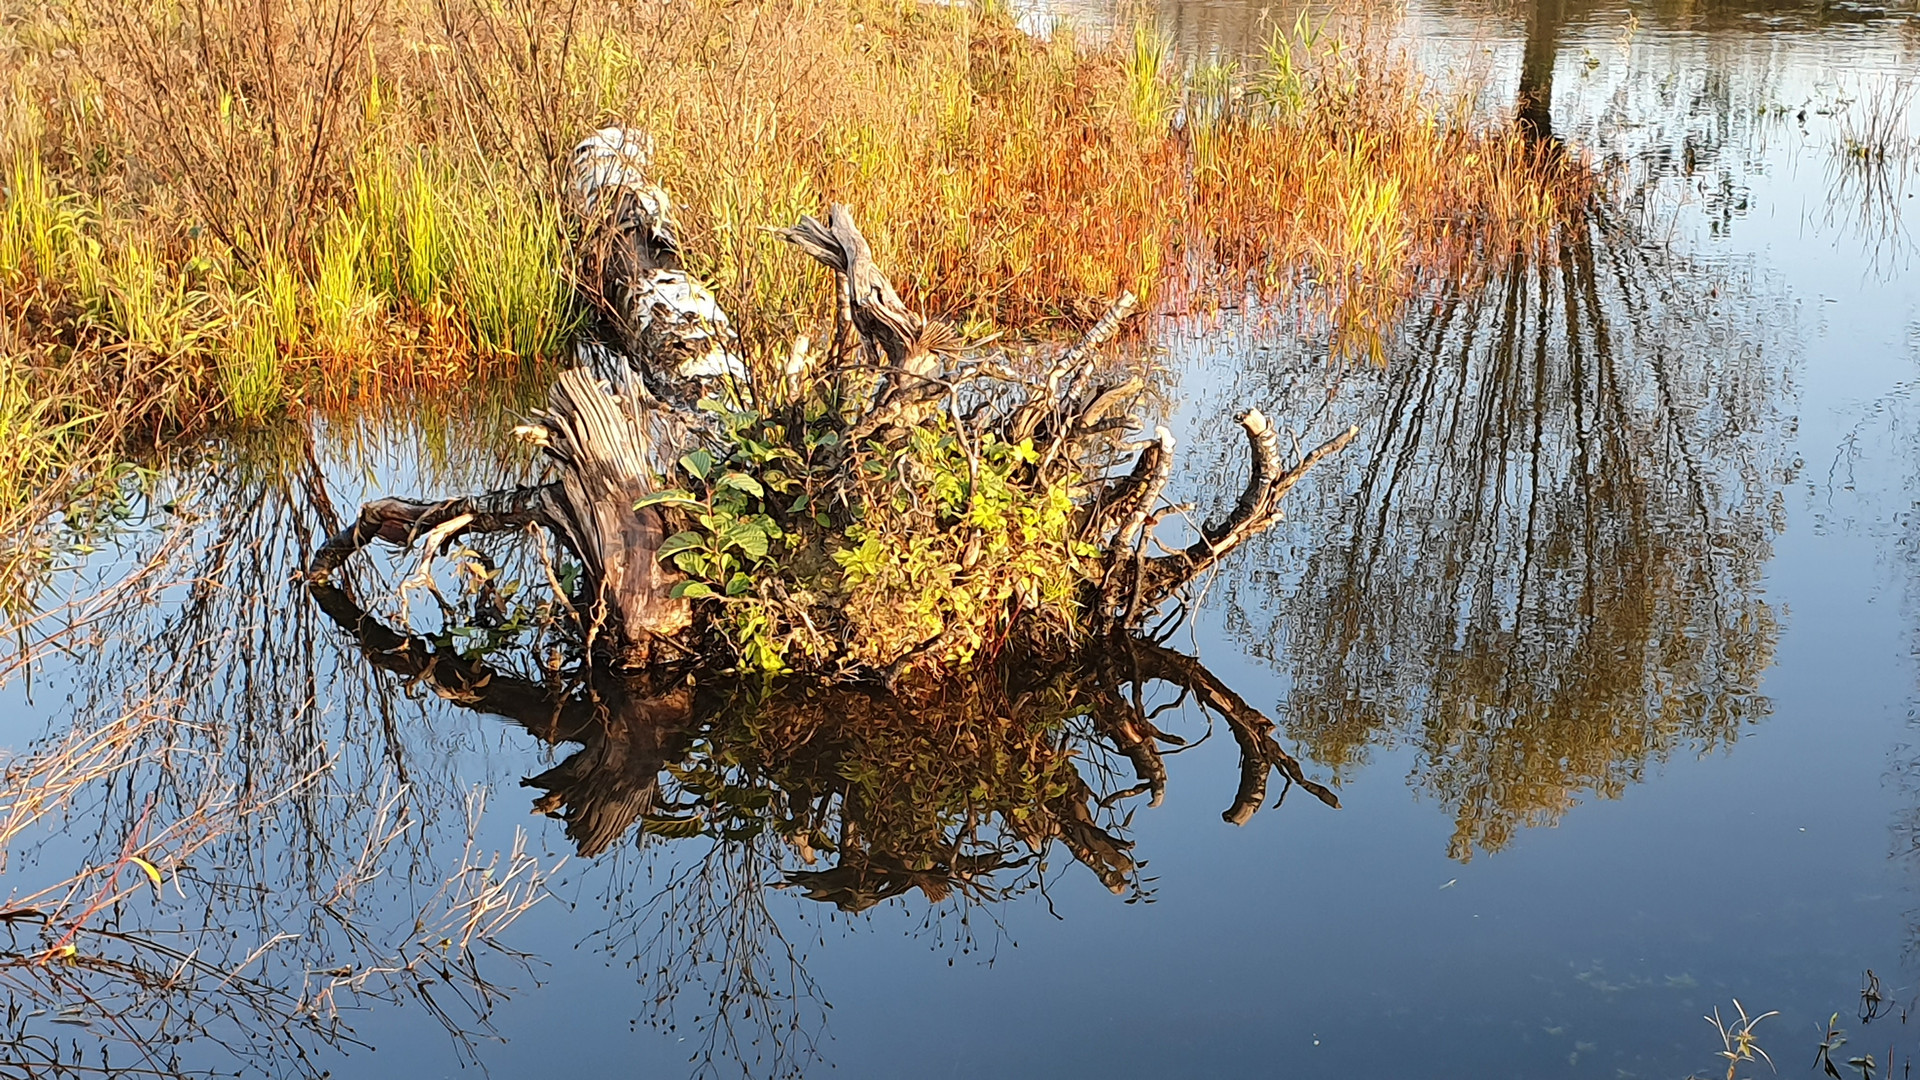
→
(4, 2, 1920, 1077)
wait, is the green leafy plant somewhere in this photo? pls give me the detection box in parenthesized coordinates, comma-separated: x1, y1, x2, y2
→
(636, 396, 1104, 677)
(635, 406, 810, 670)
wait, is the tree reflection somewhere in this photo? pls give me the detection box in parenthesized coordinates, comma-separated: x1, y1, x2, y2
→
(1517, 0, 1567, 141)
(301, 569, 1337, 1074)
(0, 410, 560, 1078)
(1267, 204, 1787, 860)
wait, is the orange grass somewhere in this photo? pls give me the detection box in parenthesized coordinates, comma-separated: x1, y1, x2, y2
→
(0, 0, 1589, 517)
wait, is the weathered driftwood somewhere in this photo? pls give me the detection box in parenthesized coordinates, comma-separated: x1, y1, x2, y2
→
(778, 203, 970, 450)
(308, 370, 693, 666)
(779, 204, 921, 367)
(309, 130, 1355, 676)
(533, 367, 691, 661)
(1104, 410, 1361, 620)
(306, 485, 551, 581)
(569, 127, 745, 408)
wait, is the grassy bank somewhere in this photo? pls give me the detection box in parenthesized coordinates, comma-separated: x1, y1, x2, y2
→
(0, 0, 1588, 574)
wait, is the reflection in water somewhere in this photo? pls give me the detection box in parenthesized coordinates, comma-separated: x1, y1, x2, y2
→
(8, 4, 1915, 1075)
(1260, 204, 1788, 860)
(0, 420, 556, 1077)
(1824, 73, 1920, 270)
(1852, 344, 1920, 944)
(309, 579, 1337, 904)
(1518, 0, 1567, 140)
(298, 567, 1339, 1074)
(0, 404, 1343, 1076)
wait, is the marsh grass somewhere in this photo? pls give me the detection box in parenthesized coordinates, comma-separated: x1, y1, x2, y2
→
(1702, 1000, 1778, 1080)
(1826, 74, 1918, 265)
(1125, 24, 1176, 138)
(0, 0, 1590, 568)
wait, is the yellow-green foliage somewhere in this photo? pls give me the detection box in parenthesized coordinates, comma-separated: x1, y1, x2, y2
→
(641, 403, 1098, 677)
(0, 152, 86, 289)
(0, 0, 1590, 548)
(2, 0, 1584, 407)
(354, 156, 581, 363)
(449, 186, 580, 361)
(833, 426, 1091, 670)
(1123, 24, 1174, 139)
(311, 212, 381, 366)
(223, 292, 287, 423)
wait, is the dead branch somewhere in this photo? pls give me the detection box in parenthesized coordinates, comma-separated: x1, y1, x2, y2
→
(778, 203, 921, 368)
(305, 486, 552, 581)
(1139, 416, 1360, 608)
(1098, 426, 1177, 619)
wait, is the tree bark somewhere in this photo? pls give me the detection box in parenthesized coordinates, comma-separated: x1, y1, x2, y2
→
(533, 368, 690, 664)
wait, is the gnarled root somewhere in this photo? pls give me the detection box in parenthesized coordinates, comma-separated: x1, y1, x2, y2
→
(306, 486, 553, 582)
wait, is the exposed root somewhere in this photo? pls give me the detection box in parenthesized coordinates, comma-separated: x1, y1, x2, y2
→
(307, 486, 552, 581)
(309, 142, 1355, 676)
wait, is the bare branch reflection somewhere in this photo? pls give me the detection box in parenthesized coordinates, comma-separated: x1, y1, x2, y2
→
(0, 409, 561, 1078)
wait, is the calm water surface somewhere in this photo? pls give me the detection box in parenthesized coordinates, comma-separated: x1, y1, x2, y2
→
(4, 4, 1920, 1078)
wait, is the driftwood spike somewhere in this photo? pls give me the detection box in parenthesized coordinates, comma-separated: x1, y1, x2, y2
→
(1050, 290, 1137, 402)
(780, 204, 921, 365)
(1009, 291, 1141, 451)
(535, 369, 689, 664)
(1137, 419, 1360, 608)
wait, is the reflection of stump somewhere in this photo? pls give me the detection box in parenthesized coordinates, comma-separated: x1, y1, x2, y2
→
(521, 682, 695, 857)
(305, 581, 698, 855)
(310, 578, 1339, 901)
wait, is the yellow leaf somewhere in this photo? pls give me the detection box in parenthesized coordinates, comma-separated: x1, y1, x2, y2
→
(127, 856, 163, 890)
